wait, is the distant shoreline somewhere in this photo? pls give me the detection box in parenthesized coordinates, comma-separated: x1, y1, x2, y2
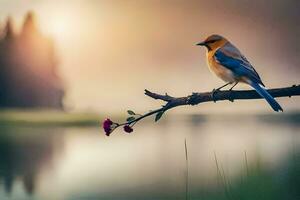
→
(0, 109, 299, 127)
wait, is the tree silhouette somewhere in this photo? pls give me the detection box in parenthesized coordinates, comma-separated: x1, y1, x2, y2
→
(0, 12, 64, 109)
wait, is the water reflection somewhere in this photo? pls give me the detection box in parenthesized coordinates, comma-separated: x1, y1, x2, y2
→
(0, 126, 64, 198)
(0, 114, 299, 200)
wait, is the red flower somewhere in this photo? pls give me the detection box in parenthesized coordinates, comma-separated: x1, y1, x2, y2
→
(102, 118, 113, 136)
(123, 125, 133, 133)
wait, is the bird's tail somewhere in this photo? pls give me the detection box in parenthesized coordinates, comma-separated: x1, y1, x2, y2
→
(250, 82, 283, 112)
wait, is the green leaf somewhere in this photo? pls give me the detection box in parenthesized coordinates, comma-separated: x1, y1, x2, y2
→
(155, 111, 164, 122)
(127, 116, 135, 122)
(127, 110, 135, 115)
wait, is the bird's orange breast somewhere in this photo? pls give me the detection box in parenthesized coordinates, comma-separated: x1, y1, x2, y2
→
(206, 49, 237, 83)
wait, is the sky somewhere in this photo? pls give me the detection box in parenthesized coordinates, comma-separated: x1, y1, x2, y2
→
(0, 0, 299, 114)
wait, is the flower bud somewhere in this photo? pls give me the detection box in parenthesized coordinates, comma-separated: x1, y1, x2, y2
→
(123, 125, 133, 133)
(102, 118, 113, 136)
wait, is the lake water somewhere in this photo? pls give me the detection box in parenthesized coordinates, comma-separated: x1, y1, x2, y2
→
(0, 114, 299, 200)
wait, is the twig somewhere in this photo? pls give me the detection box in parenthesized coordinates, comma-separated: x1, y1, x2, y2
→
(103, 85, 300, 135)
(244, 151, 249, 177)
(184, 139, 189, 200)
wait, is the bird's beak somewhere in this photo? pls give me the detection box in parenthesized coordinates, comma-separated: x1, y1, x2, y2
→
(196, 41, 206, 46)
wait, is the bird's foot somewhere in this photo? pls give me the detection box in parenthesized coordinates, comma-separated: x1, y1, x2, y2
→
(228, 89, 234, 102)
(187, 92, 199, 105)
(211, 89, 219, 102)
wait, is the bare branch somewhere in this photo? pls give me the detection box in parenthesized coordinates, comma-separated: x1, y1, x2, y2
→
(103, 85, 300, 135)
(145, 85, 300, 105)
(144, 89, 175, 102)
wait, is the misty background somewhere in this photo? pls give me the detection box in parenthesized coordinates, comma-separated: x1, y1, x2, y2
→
(0, 1, 300, 200)
(0, 0, 299, 114)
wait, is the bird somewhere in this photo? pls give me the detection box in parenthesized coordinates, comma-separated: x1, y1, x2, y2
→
(196, 34, 283, 112)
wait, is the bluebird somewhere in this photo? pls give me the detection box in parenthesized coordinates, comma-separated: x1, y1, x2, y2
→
(197, 34, 283, 112)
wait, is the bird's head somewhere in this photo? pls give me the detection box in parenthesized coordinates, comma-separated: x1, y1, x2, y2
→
(196, 34, 227, 51)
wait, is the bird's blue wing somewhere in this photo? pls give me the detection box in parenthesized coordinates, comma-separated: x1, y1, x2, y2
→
(214, 47, 264, 85)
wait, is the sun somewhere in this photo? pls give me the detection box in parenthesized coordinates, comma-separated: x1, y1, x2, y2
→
(41, 12, 74, 42)
(50, 17, 68, 38)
